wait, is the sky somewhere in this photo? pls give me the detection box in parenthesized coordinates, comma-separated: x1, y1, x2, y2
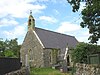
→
(0, 0, 99, 44)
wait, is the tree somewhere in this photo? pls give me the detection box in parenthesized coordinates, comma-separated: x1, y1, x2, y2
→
(7, 38, 21, 57)
(67, 0, 100, 43)
(4, 50, 15, 57)
(0, 38, 21, 58)
(0, 39, 5, 57)
(71, 42, 100, 63)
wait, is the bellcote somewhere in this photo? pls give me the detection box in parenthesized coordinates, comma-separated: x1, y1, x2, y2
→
(28, 10, 35, 31)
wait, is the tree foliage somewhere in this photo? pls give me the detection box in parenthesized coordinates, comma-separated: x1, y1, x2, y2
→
(0, 39, 5, 56)
(4, 50, 15, 57)
(67, 0, 100, 43)
(0, 38, 21, 58)
(71, 42, 100, 63)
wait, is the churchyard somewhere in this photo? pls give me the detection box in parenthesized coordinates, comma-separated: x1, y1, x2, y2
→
(30, 68, 71, 75)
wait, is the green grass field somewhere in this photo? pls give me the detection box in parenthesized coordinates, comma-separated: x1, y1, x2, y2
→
(30, 68, 71, 75)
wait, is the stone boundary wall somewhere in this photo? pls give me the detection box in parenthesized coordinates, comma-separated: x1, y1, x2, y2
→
(5, 67, 30, 75)
(75, 63, 100, 75)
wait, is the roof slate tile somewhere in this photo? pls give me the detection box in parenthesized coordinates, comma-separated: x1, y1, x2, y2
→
(35, 27, 78, 49)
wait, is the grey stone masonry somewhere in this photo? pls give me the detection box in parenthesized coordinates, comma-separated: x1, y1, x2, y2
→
(20, 30, 44, 67)
(5, 67, 29, 75)
(43, 49, 52, 67)
(75, 63, 100, 75)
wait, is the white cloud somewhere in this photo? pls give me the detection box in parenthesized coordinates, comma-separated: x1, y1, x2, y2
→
(37, 0, 49, 2)
(0, 0, 46, 18)
(77, 30, 90, 42)
(56, 22, 81, 33)
(39, 16, 57, 23)
(3, 25, 26, 39)
(79, 2, 86, 11)
(0, 0, 47, 44)
(0, 18, 18, 27)
(56, 22, 91, 43)
(48, 0, 66, 4)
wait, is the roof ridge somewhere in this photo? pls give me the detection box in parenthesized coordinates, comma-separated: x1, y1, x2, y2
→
(35, 27, 74, 38)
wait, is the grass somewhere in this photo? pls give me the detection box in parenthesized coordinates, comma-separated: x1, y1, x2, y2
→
(30, 67, 71, 75)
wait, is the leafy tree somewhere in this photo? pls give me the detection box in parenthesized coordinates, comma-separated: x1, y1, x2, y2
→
(67, 0, 100, 43)
(7, 38, 21, 57)
(0, 40, 4, 57)
(71, 42, 100, 63)
(0, 38, 21, 58)
(4, 50, 15, 57)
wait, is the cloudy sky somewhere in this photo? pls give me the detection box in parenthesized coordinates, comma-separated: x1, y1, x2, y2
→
(0, 0, 96, 44)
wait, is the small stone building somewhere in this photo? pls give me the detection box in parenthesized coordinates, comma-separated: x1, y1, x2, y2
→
(20, 12, 78, 68)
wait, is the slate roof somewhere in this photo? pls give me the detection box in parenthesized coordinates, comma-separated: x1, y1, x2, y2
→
(35, 27, 78, 49)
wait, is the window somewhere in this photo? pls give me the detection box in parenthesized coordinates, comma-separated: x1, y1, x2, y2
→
(29, 49, 33, 60)
(67, 55, 70, 66)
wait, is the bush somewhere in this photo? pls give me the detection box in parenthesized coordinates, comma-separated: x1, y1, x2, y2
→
(71, 42, 100, 63)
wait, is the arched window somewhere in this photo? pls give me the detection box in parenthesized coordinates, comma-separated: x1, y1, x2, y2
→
(29, 49, 33, 60)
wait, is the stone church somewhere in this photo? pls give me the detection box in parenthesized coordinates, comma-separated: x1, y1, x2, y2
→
(20, 12, 78, 68)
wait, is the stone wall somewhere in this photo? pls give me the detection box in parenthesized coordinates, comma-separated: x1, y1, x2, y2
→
(75, 63, 100, 75)
(43, 49, 51, 67)
(5, 67, 30, 75)
(20, 30, 44, 67)
(43, 49, 60, 67)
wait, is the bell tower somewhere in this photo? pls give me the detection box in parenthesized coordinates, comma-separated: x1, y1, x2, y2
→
(28, 10, 35, 31)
